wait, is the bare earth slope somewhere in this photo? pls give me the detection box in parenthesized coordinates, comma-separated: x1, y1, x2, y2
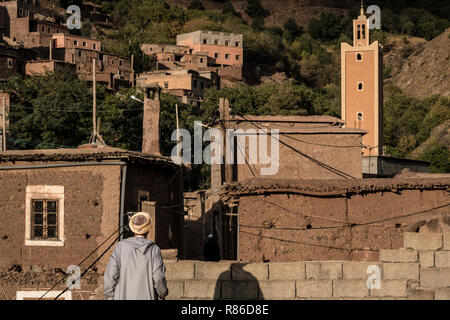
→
(388, 28, 450, 98)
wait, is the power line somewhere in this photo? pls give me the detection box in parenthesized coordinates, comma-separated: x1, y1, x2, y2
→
(237, 201, 450, 231)
(236, 114, 357, 179)
(7, 137, 77, 149)
(39, 224, 127, 300)
(241, 120, 364, 148)
(13, 105, 143, 114)
(53, 228, 126, 300)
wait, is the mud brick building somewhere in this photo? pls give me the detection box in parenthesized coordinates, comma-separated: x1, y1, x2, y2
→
(142, 30, 243, 81)
(0, 0, 66, 48)
(25, 58, 75, 75)
(0, 147, 184, 299)
(0, 41, 35, 81)
(0, 146, 184, 260)
(137, 69, 218, 106)
(23, 33, 132, 90)
(210, 115, 367, 188)
(176, 30, 243, 80)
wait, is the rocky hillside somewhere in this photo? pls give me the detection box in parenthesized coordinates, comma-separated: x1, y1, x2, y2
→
(386, 28, 450, 98)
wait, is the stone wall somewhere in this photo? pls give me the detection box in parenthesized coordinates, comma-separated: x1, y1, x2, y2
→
(164, 233, 450, 300)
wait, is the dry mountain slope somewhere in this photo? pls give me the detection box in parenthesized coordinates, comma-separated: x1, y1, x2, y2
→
(388, 28, 450, 98)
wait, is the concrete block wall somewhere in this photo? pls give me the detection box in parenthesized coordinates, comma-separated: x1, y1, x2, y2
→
(165, 233, 450, 300)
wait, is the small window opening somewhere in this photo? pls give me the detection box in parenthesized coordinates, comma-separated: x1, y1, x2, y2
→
(357, 112, 363, 121)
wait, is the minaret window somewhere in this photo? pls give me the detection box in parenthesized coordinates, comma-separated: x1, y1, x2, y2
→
(357, 82, 364, 91)
(357, 25, 361, 39)
(357, 112, 363, 121)
(357, 53, 362, 61)
(362, 24, 366, 39)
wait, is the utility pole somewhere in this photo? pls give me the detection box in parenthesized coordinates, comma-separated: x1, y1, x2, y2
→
(131, 54, 135, 87)
(49, 39, 52, 60)
(2, 96, 6, 151)
(219, 98, 232, 183)
(93, 58, 96, 137)
(89, 59, 105, 145)
(175, 103, 181, 162)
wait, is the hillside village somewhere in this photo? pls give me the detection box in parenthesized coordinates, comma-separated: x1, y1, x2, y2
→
(0, 0, 449, 301)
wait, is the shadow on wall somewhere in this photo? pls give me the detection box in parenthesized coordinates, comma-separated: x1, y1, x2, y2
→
(213, 263, 264, 300)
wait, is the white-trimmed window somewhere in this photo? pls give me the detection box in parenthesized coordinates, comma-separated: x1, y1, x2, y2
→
(25, 186, 64, 247)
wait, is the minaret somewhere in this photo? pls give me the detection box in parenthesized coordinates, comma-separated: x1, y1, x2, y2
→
(341, 1, 383, 156)
(354, 1, 369, 47)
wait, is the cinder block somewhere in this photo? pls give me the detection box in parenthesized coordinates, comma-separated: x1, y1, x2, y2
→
(269, 262, 305, 280)
(166, 281, 184, 299)
(184, 280, 218, 299)
(406, 288, 435, 300)
(444, 233, 450, 250)
(165, 261, 194, 280)
(435, 251, 450, 268)
(232, 263, 268, 280)
(221, 280, 259, 299)
(435, 287, 450, 300)
(306, 262, 342, 280)
(404, 232, 442, 251)
(369, 280, 407, 297)
(421, 268, 450, 288)
(343, 262, 379, 280)
(195, 261, 231, 280)
(419, 251, 435, 268)
(333, 280, 369, 298)
(382, 263, 419, 280)
(380, 249, 418, 263)
(259, 281, 295, 299)
(296, 280, 332, 298)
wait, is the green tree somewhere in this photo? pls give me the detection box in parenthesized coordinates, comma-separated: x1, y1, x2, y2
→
(1, 70, 95, 149)
(222, 2, 240, 17)
(188, 0, 205, 11)
(418, 141, 450, 173)
(244, 0, 269, 19)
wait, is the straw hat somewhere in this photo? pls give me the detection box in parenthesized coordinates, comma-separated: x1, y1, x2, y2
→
(129, 212, 152, 235)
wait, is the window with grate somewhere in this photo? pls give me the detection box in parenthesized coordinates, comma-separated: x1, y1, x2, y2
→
(32, 200, 58, 240)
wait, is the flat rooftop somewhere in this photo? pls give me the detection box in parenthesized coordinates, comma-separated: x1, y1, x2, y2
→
(0, 147, 178, 168)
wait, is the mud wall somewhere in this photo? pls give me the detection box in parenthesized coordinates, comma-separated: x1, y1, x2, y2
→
(125, 164, 184, 252)
(0, 165, 122, 273)
(234, 181, 449, 262)
(235, 133, 364, 181)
